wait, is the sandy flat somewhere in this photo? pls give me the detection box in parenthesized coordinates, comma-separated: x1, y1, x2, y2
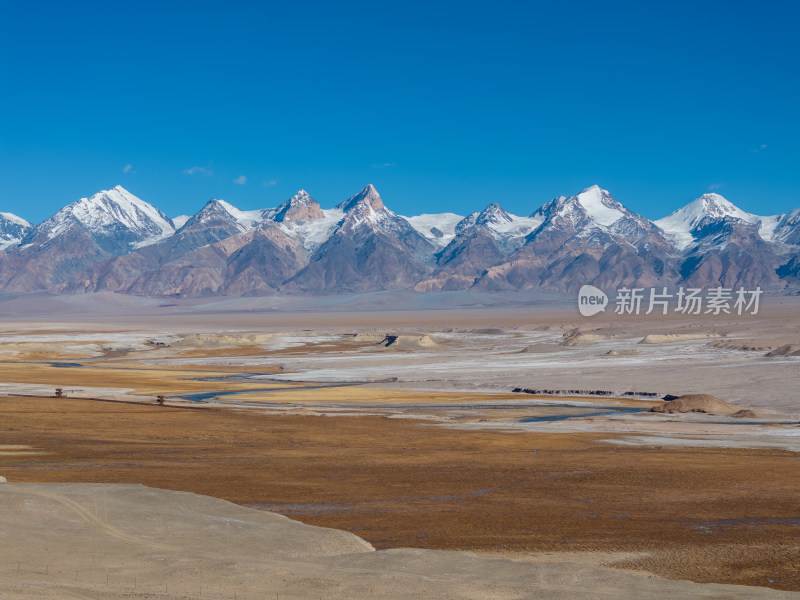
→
(0, 483, 795, 600)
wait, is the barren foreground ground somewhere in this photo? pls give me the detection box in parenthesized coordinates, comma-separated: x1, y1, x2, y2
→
(0, 297, 799, 597)
(4, 482, 797, 600)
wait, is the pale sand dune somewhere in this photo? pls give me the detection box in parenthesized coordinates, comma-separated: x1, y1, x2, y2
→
(350, 333, 438, 350)
(560, 331, 611, 346)
(639, 333, 719, 344)
(181, 332, 274, 345)
(650, 393, 745, 415)
(0, 483, 794, 600)
(351, 333, 387, 342)
(390, 334, 438, 349)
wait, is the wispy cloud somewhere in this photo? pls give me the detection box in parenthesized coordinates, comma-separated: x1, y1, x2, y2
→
(708, 182, 724, 191)
(233, 175, 247, 185)
(372, 162, 396, 169)
(183, 166, 213, 176)
(751, 144, 768, 153)
(122, 164, 135, 174)
(262, 180, 278, 187)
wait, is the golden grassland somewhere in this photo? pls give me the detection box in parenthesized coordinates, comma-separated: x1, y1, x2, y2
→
(0, 356, 657, 407)
(1, 395, 798, 592)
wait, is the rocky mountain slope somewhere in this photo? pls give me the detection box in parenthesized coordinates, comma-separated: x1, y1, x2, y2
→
(1, 183, 798, 297)
(0, 211, 31, 250)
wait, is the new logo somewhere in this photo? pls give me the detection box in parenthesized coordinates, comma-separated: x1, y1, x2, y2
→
(578, 285, 608, 317)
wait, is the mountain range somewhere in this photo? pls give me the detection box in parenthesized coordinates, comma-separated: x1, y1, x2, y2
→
(0, 184, 798, 297)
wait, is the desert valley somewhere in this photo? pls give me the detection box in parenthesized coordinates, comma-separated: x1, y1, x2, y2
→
(0, 296, 798, 598)
(3, 3, 799, 597)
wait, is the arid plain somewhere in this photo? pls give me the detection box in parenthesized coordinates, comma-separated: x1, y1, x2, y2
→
(1, 294, 799, 598)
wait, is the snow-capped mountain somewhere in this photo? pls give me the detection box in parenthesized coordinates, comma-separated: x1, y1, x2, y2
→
(536, 185, 628, 226)
(655, 193, 781, 250)
(212, 199, 269, 231)
(455, 203, 543, 252)
(2, 182, 799, 297)
(529, 185, 665, 251)
(180, 199, 248, 234)
(678, 217, 785, 290)
(652, 192, 796, 289)
(23, 185, 175, 254)
(335, 185, 433, 246)
(413, 203, 543, 292)
(285, 185, 435, 294)
(173, 191, 337, 254)
(334, 184, 401, 235)
(278, 209, 343, 252)
(771, 208, 800, 246)
(268, 190, 343, 252)
(180, 198, 267, 236)
(270, 190, 324, 223)
(113, 222, 304, 298)
(0, 186, 176, 292)
(468, 186, 677, 294)
(0, 211, 32, 250)
(55, 194, 299, 296)
(337, 184, 384, 213)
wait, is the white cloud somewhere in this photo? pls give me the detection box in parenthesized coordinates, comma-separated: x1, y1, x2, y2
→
(122, 164, 134, 174)
(372, 162, 396, 169)
(183, 166, 213, 176)
(233, 175, 247, 185)
(262, 180, 278, 187)
(708, 182, 724, 191)
(751, 144, 768, 153)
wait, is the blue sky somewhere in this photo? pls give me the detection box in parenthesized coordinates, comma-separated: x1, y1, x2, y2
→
(1, 1, 798, 224)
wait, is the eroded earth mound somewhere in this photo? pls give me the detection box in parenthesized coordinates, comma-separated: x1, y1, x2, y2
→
(650, 394, 745, 415)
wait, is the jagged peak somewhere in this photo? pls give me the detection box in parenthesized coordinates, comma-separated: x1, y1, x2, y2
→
(539, 185, 625, 228)
(189, 198, 266, 231)
(292, 189, 312, 201)
(694, 193, 743, 218)
(77, 186, 161, 214)
(657, 193, 750, 231)
(337, 184, 385, 212)
(194, 197, 229, 214)
(79, 185, 133, 204)
(44, 186, 174, 237)
(201, 197, 252, 217)
(476, 202, 513, 224)
(283, 189, 316, 207)
(653, 192, 773, 251)
(174, 199, 224, 231)
(574, 185, 617, 206)
(214, 198, 239, 212)
(273, 190, 324, 223)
